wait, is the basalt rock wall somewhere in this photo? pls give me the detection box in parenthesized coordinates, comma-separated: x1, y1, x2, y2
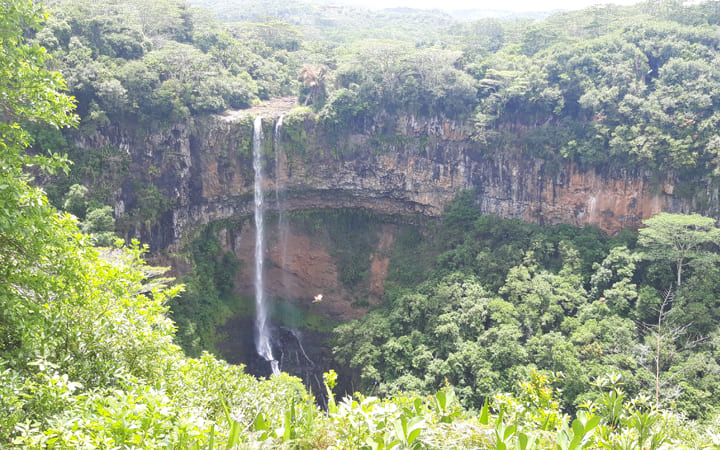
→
(80, 102, 709, 254)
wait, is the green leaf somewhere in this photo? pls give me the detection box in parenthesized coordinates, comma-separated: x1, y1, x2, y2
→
(406, 416, 425, 445)
(479, 399, 490, 425)
(585, 415, 600, 432)
(226, 420, 240, 449)
(435, 390, 447, 411)
(220, 399, 232, 425)
(504, 424, 516, 441)
(283, 409, 293, 441)
(572, 417, 584, 437)
(519, 433, 529, 449)
(253, 413, 268, 431)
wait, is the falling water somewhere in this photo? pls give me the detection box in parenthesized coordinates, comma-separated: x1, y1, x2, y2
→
(290, 328, 315, 366)
(253, 116, 279, 375)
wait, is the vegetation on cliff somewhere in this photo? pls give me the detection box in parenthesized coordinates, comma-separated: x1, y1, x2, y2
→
(185, 0, 720, 181)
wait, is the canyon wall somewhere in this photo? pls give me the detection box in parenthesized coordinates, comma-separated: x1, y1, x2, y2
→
(69, 99, 720, 318)
(90, 103, 706, 254)
(71, 97, 720, 262)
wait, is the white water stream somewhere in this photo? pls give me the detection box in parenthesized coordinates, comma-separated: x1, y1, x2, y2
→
(253, 116, 279, 375)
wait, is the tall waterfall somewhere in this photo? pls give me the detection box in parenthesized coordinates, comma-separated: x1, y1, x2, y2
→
(253, 116, 279, 375)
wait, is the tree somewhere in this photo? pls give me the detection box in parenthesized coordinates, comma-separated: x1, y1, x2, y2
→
(297, 63, 331, 107)
(638, 288, 707, 407)
(637, 212, 720, 286)
(62, 183, 89, 218)
(500, 245, 586, 338)
(0, 1, 77, 155)
(590, 246, 640, 314)
(0, 0, 78, 361)
(0, 0, 78, 438)
(81, 205, 117, 246)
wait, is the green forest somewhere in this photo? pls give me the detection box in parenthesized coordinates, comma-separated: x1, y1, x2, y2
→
(6, 0, 720, 447)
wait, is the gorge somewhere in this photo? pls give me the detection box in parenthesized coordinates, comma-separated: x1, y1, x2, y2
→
(10, 0, 720, 444)
(101, 98, 706, 258)
(67, 96, 716, 389)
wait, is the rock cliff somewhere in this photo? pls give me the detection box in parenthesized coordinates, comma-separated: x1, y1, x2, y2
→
(68, 97, 720, 369)
(73, 98, 715, 305)
(96, 100, 702, 254)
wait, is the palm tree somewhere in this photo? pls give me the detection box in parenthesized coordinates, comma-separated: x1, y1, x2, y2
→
(298, 64, 331, 106)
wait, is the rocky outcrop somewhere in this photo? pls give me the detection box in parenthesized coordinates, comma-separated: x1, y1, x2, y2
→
(83, 98, 711, 254)
(473, 155, 692, 232)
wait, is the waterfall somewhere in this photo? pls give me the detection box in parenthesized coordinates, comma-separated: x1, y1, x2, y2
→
(253, 116, 279, 376)
(290, 328, 315, 366)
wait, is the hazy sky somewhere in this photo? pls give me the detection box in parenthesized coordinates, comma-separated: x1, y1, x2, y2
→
(347, 0, 643, 12)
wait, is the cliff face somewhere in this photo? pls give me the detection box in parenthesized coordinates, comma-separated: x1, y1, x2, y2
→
(82, 99, 708, 254)
(473, 155, 690, 233)
(208, 218, 395, 321)
(70, 98, 719, 320)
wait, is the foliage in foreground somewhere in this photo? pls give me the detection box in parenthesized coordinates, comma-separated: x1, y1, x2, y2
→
(312, 371, 711, 450)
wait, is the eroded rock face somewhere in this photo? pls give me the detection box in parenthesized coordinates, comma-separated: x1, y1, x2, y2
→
(87, 101, 709, 256)
(473, 155, 693, 232)
(210, 216, 396, 321)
